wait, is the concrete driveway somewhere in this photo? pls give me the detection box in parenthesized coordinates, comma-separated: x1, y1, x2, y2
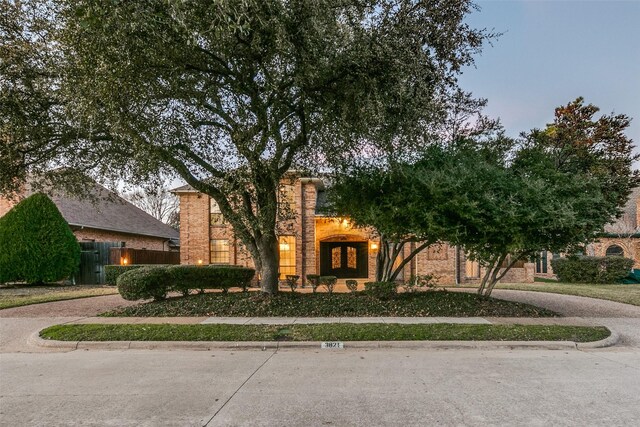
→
(2, 291, 640, 426)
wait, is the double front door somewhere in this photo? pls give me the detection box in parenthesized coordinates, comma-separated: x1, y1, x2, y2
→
(319, 242, 368, 278)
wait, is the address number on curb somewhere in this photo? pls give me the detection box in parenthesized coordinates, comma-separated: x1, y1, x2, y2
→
(321, 342, 344, 349)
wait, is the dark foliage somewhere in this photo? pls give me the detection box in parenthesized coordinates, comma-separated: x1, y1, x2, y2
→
(0, 193, 80, 284)
(551, 256, 634, 284)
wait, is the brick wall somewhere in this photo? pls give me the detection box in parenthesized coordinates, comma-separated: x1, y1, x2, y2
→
(415, 243, 457, 285)
(178, 192, 210, 264)
(73, 227, 171, 251)
(0, 197, 17, 218)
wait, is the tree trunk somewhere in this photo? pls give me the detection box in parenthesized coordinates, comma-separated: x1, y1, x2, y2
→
(376, 238, 431, 282)
(257, 234, 280, 295)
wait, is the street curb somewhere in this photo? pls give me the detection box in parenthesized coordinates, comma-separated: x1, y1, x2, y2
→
(576, 329, 620, 349)
(29, 328, 618, 351)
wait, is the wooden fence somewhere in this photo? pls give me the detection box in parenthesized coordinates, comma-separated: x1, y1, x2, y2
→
(109, 248, 180, 266)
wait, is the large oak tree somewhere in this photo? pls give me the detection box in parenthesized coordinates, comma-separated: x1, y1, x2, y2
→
(1, 0, 494, 294)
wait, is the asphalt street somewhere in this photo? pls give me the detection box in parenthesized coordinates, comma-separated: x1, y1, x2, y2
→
(1, 291, 640, 426)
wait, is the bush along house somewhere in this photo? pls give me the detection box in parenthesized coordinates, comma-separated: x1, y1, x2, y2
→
(173, 175, 535, 287)
(534, 186, 640, 279)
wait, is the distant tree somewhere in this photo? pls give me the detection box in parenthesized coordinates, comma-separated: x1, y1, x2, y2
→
(461, 99, 639, 296)
(1, 0, 494, 294)
(0, 193, 80, 284)
(122, 182, 179, 230)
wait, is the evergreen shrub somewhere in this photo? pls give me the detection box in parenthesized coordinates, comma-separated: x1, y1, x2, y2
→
(0, 193, 80, 284)
(551, 256, 633, 284)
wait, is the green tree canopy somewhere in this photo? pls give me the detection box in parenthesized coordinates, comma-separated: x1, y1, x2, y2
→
(458, 99, 638, 296)
(0, 193, 80, 284)
(1, 0, 494, 293)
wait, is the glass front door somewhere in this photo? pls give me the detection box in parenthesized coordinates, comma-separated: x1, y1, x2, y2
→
(319, 242, 368, 278)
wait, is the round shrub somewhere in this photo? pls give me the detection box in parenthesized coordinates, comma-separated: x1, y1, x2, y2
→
(0, 193, 80, 284)
(117, 267, 171, 301)
(105, 265, 147, 285)
(364, 281, 397, 300)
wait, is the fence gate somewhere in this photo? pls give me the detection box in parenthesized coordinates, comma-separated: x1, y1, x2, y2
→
(75, 242, 121, 285)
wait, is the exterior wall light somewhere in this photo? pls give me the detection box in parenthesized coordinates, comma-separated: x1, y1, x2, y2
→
(197, 259, 203, 266)
(370, 242, 379, 251)
(122, 258, 128, 266)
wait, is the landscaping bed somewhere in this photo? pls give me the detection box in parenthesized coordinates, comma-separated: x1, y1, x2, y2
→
(39, 323, 610, 343)
(104, 290, 556, 318)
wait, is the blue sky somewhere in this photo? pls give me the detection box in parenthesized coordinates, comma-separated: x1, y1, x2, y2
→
(459, 0, 640, 154)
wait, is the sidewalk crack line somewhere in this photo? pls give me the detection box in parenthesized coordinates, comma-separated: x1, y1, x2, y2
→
(203, 349, 277, 426)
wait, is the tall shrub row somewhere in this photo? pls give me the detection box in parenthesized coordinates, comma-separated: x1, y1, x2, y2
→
(551, 256, 633, 284)
(116, 265, 255, 301)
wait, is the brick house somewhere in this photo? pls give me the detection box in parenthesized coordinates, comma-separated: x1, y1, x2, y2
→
(173, 176, 534, 285)
(1, 181, 179, 251)
(535, 187, 640, 277)
(1, 181, 179, 284)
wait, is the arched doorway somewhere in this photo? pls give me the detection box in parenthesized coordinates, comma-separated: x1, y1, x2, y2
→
(319, 236, 369, 278)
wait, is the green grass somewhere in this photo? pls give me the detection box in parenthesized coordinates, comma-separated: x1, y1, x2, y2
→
(104, 290, 556, 318)
(0, 285, 118, 310)
(489, 282, 640, 307)
(39, 323, 610, 343)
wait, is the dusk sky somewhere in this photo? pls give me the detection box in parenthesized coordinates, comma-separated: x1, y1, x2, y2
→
(459, 0, 640, 154)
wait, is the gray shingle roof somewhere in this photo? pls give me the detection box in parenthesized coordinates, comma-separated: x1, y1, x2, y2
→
(27, 182, 179, 240)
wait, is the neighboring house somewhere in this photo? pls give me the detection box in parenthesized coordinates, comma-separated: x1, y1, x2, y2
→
(535, 187, 640, 278)
(0, 180, 179, 284)
(173, 175, 534, 285)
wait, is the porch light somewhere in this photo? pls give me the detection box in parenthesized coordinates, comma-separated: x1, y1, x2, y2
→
(197, 259, 203, 266)
(341, 219, 349, 229)
(122, 258, 128, 266)
(370, 242, 379, 251)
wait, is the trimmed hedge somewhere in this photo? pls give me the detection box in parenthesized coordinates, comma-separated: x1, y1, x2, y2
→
(117, 267, 172, 301)
(105, 265, 160, 285)
(0, 193, 80, 284)
(115, 265, 256, 301)
(551, 256, 634, 284)
(364, 281, 398, 300)
(168, 265, 255, 295)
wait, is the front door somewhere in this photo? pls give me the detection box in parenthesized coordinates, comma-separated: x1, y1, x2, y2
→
(320, 242, 368, 278)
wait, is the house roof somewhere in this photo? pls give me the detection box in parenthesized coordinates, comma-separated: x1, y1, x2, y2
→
(26, 182, 179, 240)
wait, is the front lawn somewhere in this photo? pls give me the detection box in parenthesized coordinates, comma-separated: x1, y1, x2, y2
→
(39, 323, 609, 343)
(0, 284, 118, 310)
(104, 290, 556, 317)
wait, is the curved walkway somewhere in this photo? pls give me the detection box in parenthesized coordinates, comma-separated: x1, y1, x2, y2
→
(0, 294, 139, 318)
(485, 289, 640, 347)
(488, 289, 640, 318)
